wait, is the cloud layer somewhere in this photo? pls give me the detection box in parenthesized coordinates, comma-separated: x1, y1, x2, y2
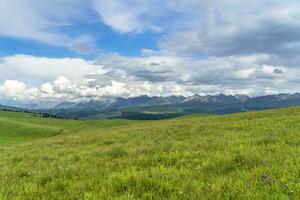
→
(2, 1, 300, 101)
(1, 53, 299, 101)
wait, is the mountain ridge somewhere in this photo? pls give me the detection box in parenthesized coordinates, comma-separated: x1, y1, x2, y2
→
(4, 92, 300, 120)
(53, 93, 250, 110)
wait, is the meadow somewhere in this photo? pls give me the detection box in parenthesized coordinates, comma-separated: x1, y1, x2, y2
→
(0, 108, 299, 199)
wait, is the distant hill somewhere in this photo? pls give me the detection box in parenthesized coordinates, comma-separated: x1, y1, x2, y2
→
(0, 98, 66, 110)
(242, 93, 300, 110)
(0, 111, 77, 144)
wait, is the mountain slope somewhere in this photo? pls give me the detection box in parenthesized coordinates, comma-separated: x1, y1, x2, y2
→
(109, 95, 186, 109)
(243, 93, 300, 110)
(0, 107, 299, 199)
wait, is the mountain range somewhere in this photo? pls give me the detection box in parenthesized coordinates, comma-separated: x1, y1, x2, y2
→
(1, 93, 298, 120)
(2, 93, 300, 120)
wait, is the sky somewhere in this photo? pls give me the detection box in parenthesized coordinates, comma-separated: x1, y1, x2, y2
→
(1, 0, 300, 102)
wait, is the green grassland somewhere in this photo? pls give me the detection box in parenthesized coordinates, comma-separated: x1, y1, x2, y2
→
(0, 108, 299, 199)
(0, 112, 79, 144)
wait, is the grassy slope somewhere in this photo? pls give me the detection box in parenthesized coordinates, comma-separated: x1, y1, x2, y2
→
(0, 108, 299, 199)
(0, 111, 80, 144)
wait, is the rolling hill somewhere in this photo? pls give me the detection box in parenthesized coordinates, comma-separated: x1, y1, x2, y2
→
(0, 111, 79, 144)
(0, 108, 299, 199)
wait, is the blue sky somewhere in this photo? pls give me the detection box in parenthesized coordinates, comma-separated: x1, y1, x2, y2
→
(0, 21, 160, 58)
(1, 0, 300, 102)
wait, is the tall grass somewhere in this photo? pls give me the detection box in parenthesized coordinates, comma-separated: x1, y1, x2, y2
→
(0, 107, 299, 199)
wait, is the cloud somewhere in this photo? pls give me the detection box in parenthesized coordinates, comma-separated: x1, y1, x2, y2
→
(0, 80, 27, 100)
(0, 0, 95, 53)
(93, 0, 158, 33)
(0, 52, 299, 101)
(69, 35, 96, 55)
(94, 52, 300, 96)
(92, 0, 182, 33)
(95, 53, 278, 84)
(0, 76, 189, 101)
(92, 0, 300, 62)
(0, 52, 289, 101)
(3, 0, 300, 57)
(2, 1, 300, 101)
(0, 54, 104, 84)
(0, 54, 190, 101)
(273, 68, 284, 74)
(158, 1, 300, 58)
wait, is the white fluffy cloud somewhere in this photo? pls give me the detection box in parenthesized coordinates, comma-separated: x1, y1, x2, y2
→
(0, 54, 191, 101)
(0, 52, 298, 101)
(0, 80, 26, 99)
(0, 76, 189, 101)
(0, 54, 103, 84)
